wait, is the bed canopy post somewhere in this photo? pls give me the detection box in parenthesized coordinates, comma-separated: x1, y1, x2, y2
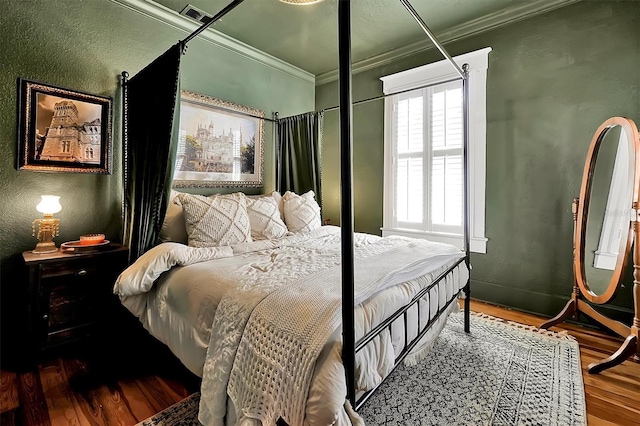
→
(121, 71, 129, 232)
(462, 64, 471, 333)
(274, 111, 281, 191)
(399, 0, 471, 334)
(338, 0, 356, 408)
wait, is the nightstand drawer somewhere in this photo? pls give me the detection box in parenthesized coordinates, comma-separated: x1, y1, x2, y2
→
(40, 259, 101, 279)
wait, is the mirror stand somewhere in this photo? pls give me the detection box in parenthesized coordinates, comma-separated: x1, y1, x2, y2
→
(540, 198, 640, 373)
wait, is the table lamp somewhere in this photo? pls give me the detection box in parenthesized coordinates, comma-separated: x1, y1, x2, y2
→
(32, 195, 61, 254)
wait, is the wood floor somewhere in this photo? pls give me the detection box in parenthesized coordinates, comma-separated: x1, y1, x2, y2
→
(1, 299, 638, 425)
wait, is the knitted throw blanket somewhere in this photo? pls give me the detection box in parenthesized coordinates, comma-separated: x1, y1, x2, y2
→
(197, 229, 463, 426)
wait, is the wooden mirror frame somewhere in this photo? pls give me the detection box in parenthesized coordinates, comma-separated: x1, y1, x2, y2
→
(540, 116, 640, 374)
(576, 117, 639, 304)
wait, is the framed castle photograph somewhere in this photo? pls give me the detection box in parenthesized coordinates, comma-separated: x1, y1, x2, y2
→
(173, 90, 264, 188)
(16, 78, 113, 174)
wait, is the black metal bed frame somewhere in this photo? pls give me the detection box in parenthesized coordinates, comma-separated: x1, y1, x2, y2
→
(121, 0, 472, 415)
(354, 257, 467, 409)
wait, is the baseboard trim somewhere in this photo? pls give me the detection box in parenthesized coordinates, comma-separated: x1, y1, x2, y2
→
(469, 279, 634, 328)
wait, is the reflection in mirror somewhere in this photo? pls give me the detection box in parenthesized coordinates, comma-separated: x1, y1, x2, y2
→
(584, 125, 633, 297)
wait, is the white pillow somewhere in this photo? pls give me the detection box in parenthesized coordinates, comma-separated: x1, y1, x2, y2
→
(246, 196, 288, 240)
(177, 192, 252, 247)
(248, 191, 284, 221)
(159, 190, 188, 244)
(283, 190, 321, 234)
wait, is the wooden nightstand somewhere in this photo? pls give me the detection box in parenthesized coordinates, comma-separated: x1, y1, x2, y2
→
(22, 244, 129, 356)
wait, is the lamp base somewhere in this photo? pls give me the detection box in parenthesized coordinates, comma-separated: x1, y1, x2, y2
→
(33, 241, 58, 254)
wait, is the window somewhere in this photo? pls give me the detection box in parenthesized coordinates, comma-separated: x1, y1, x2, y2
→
(381, 47, 491, 253)
(61, 140, 71, 153)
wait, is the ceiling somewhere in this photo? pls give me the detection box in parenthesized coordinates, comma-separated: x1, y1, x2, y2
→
(152, 0, 577, 78)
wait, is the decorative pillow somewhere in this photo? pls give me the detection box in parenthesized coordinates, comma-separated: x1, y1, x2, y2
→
(177, 192, 252, 247)
(248, 191, 284, 221)
(283, 190, 322, 234)
(158, 190, 188, 245)
(246, 196, 288, 240)
(271, 191, 284, 221)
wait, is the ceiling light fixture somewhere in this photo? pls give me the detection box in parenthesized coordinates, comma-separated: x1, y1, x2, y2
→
(279, 0, 324, 5)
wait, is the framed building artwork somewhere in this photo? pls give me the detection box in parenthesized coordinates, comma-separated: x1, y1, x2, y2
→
(174, 90, 264, 188)
(16, 78, 113, 174)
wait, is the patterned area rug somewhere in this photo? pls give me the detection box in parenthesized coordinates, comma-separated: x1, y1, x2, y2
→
(359, 312, 586, 425)
(137, 312, 586, 426)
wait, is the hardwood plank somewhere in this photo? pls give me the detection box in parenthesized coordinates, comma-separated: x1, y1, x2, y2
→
(587, 393, 640, 426)
(38, 359, 84, 426)
(1, 370, 19, 413)
(133, 376, 179, 413)
(0, 409, 17, 426)
(582, 373, 640, 402)
(156, 375, 193, 401)
(59, 358, 100, 426)
(117, 379, 159, 423)
(62, 357, 121, 426)
(587, 414, 624, 426)
(92, 384, 138, 426)
(581, 348, 640, 385)
(17, 370, 52, 426)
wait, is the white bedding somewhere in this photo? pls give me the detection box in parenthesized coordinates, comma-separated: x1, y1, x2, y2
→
(115, 226, 468, 426)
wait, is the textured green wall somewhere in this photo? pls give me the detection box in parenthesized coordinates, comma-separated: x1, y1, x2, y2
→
(316, 1, 640, 323)
(0, 0, 313, 366)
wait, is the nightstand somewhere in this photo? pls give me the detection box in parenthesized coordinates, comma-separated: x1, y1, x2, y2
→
(22, 244, 129, 356)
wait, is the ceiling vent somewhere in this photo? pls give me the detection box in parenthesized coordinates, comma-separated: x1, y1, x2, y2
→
(179, 4, 213, 24)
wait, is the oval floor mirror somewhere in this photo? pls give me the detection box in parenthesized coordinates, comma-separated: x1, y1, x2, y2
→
(540, 116, 640, 374)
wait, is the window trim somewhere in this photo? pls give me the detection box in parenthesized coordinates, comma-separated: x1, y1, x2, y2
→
(380, 47, 491, 254)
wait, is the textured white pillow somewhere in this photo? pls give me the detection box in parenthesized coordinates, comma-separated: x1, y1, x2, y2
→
(159, 190, 188, 244)
(283, 190, 321, 233)
(177, 192, 252, 247)
(246, 196, 288, 240)
(248, 191, 284, 221)
(271, 191, 284, 221)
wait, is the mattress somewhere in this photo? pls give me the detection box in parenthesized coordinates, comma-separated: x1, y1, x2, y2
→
(116, 226, 468, 425)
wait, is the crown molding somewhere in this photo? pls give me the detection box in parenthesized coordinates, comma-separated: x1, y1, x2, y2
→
(108, 0, 315, 85)
(315, 0, 581, 86)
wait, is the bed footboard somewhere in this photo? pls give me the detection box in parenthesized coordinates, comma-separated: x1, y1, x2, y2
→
(354, 257, 468, 410)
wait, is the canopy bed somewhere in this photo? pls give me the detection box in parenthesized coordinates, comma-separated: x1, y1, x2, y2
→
(115, 0, 473, 424)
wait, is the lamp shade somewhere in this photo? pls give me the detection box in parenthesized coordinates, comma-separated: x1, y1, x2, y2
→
(36, 195, 62, 215)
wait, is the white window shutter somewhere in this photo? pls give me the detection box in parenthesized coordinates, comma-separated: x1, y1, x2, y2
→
(430, 85, 463, 233)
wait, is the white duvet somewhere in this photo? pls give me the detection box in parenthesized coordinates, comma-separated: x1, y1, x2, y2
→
(114, 226, 467, 426)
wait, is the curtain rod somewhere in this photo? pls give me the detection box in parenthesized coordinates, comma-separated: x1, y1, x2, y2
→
(225, 107, 278, 123)
(399, 0, 465, 79)
(180, 0, 245, 48)
(321, 75, 462, 112)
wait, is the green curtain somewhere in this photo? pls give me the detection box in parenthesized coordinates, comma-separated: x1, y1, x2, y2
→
(276, 111, 324, 207)
(123, 43, 182, 262)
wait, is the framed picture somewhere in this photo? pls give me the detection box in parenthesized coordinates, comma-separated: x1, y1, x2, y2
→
(174, 90, 264, 188)
(16, 78, 113, 174)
